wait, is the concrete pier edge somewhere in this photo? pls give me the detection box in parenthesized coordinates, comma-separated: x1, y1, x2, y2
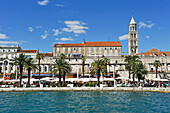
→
(0, 87, 169, 93)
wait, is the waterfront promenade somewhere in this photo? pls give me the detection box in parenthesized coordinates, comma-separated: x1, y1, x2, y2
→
(0, 87, 169, 93)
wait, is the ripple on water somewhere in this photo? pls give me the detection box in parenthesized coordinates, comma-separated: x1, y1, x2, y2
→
(0, 91, 169, 113)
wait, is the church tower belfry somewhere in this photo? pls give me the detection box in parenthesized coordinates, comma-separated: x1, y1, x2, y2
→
(128, 16, 138, 55)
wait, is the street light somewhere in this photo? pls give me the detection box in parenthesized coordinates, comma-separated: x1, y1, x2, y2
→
(3, 61, 8, 80)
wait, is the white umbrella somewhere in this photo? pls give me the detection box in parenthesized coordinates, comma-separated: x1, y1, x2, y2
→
(103, 78, 115, 81)
(40, 77, 53, 81)
(3, 79, 20, 82)
(160, 79, 169, 82)
(129, 79, 138, 82)
(153, 78, 162, 81)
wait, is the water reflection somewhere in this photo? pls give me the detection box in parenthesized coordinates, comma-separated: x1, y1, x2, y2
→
(0, 92, 169, 112)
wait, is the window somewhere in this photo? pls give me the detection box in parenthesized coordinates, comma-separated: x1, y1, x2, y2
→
(89, 48, 91, 51)
(162, 53, 166, 56)
(11, 65, 13, 70)
(131, 41, 133, 46)
(134, 34, 136, 38)
(115, 60, 118, 64)
(115, 48, 117, 50)
(63, 47, 65, 52)
(76, 59, 77, 61)
(3, 50, 5, 52)
(94, 47, 96, 51)
(151, 68, 153, 71)
(110, 48, 112, 50)
(73, 48, 76, 51)
(68, 54, 70, 57)
(68, 48, 71, 52)
(105, 48, 107, 50)
(79, 48, 81, 52)
(9, 50, 10, 52)
(44, 66, 47, 72)
(57, 48, 59, 52)
(69, 59, 70, 61)
(154, 53, 158, 56)
(57, 54, 59, 57)
(131, 34, 133, 38)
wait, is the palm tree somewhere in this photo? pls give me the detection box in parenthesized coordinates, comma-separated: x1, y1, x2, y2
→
(59, 53, 69, 85)
(90, 59, 105, 86)
(24, 58, 36, 86)
(132, 62, 148, 85)
(52, 59, 71, 86)
(125, 55, 140, 83)
(59, 53, 65, 60)
(103, 57, 110, 76)
(125, 55, 133, 79)
(36, 50, 44, 84)
(81, 56, 86, 77)
(153, 60, 162, 78)
(14, 53, 26, 86)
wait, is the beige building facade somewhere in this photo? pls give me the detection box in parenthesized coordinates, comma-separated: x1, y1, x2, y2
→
(53, 41, 122, 58)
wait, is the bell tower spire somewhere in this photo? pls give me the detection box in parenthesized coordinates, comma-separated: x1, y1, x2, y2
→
(128, 15, 138, 55)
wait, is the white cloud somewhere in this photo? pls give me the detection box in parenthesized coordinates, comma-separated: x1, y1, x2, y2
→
(0, 33, 8, 39)
(146, 35, 150, 38)
(57, 42, 62, 44)
(119, 34, 128, 40)
(53, 29, 62, 36)
(55, 4, 65, 7)
(19, 40, 28, 44)
(37, 0, 49, 6)
(63, 20, 88, 34)
(36, 26, 42, 29)
(41, 31, 48, 39)
(28, 27, 34, 32)
(55, 38, 59, 40)
(60, 37, 73, 41)
(0, 41, 19, 44)
(0, 45, 8, 47)
(139, 21, 155, 29)
(62, 28, 72, 32)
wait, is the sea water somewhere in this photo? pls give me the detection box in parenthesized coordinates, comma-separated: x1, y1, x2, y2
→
(0, 91, 169, 113)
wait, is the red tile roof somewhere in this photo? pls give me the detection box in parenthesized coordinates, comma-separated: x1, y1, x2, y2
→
(54, 41, 121, 47)
(42, 53, 53, 57)
(141, 48, 170, 56)
(18, 50, 38, 53)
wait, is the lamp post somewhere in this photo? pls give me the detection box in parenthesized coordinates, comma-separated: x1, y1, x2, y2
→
(15, 65, 18, 80)
(3, 61, 8, 80)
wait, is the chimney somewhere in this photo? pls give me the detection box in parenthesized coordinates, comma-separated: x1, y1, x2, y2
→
(82, 41, 85, 44)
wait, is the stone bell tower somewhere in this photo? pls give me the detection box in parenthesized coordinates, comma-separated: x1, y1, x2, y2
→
(128, 16, 138, 55)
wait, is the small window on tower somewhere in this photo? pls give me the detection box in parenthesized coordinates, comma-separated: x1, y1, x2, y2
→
(131, 34, 133, 38)
(134, 34, 136, 38)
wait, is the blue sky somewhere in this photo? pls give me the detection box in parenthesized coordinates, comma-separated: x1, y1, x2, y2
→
(0, 0, 170, 53)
